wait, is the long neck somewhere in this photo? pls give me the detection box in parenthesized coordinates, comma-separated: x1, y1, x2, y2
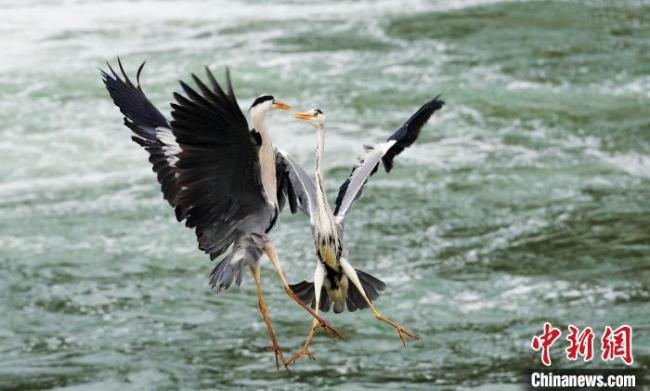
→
(251, 108, 268, 137)
(314, 125, 336, 228)
(251, 109, 278, 207)
(315, 126, 327, 198)
(313, 125, 340, 267)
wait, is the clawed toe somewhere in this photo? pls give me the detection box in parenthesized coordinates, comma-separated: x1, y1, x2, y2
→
(375, 315, 419, 346)
(395, 326, 419, 346)
(264, 344, 289, 371)
(287, 348, 316, 366)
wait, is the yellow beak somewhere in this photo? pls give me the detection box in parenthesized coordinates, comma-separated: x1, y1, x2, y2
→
(272, 99, 290, 110)
(292, 111, 313, 121)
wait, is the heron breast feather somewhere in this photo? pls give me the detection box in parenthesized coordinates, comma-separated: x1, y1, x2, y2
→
(318, 244, 339, 269)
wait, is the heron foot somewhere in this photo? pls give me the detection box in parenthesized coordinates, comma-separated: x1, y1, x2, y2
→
(287, 320, 320, 366)
(375, 315, 419, 346)
(287, 346, 316, 366)
(264, 343, 290, 371)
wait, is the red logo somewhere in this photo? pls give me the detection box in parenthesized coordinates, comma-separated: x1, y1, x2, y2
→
(566, 325, 594, 362)
(531, 322, 562, 366)
(531, 324, 633, 366)
(601, 325, 633, 365)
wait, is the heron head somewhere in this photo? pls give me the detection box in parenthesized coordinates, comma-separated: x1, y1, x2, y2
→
(292, 108, 325, 128)
(249, 95, 290, 114)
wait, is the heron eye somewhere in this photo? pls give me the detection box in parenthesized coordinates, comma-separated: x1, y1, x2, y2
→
(313, 112, 319, 117)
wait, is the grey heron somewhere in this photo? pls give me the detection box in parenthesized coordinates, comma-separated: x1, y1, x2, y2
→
(101, 59, 342, 369)
(286, 97, 444, 363)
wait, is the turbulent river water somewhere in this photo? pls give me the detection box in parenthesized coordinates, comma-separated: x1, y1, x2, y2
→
(0, 0, 648, 389)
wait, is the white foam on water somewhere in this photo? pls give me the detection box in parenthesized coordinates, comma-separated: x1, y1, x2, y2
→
(0, 0, 516, 71)
(505, 80, 543, 91)
(446, 275, 645, 316)
(586, 149, 650, 178)
(593, 75, 650, 98)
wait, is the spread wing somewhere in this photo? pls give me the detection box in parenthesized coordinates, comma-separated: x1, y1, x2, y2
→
(101, 59, 186, 221)
(333, 96, 444, 221)
(171, 67, 269, 259)
(275, 149, 318, 222)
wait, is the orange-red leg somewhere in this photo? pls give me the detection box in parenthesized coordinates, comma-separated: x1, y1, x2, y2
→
(250, 264, 288, 370)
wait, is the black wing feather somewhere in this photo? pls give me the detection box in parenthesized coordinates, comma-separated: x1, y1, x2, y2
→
(101, 58, 186, 221)
(382, 95, 444, 172)
(171, 68, 268, 258)
(333, 96, 444, 218)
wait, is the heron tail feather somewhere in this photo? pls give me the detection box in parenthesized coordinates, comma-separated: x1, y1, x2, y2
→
(289, 280, 315, 305)
(208, 254, 243, 293)
(345, 268, 386, 312)
(288, 280, 333, 312)
(289, 268, 385, 313)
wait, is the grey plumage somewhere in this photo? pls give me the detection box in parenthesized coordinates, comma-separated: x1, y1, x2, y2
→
(170, 67, 270, 262)
(275, 149, 318, 217)
(288, 97, 445, 313)
(101, 60, 307, 291)
(103, 59, 349, 367)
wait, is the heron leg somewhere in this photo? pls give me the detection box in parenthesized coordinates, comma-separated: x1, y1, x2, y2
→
(262, 241, 344, 341)
(287, 263, 324, 365)
(288, 321, 318, 365)
(340, 258, 419, 345)
(249, 264, 289, 370)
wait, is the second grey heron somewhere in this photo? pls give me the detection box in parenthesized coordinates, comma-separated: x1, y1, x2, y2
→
(286, 97, 444, 363)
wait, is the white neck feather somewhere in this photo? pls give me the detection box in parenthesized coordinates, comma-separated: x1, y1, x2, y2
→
(314, 125, 336, 236)
(315, 126, 326, 195)
(251, 107, 268, 135)
(250, 108, 277, 207)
